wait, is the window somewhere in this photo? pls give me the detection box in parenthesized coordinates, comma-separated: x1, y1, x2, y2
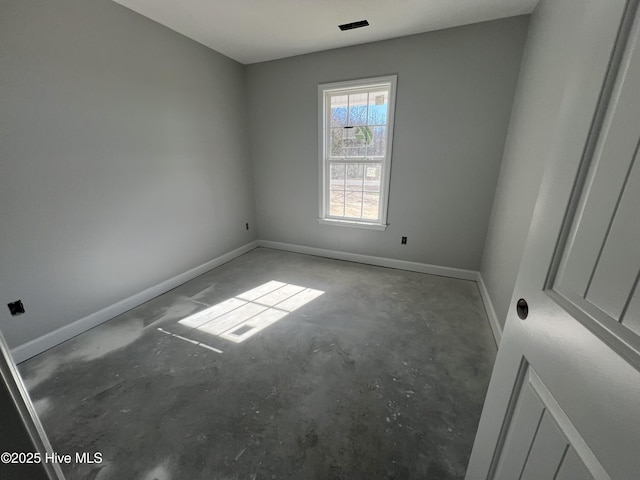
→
(318, 75, 397, 230)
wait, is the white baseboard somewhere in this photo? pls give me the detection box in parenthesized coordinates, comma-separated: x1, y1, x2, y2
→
(476, 273, 503, 347)
(257, 241, 505, 345)
(12, 240, 501, 363)
(11, 241, 258, 364)
(257, 240, 478, 281)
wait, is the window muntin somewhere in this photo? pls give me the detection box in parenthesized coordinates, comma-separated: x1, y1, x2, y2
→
(319, 76, 397, 227)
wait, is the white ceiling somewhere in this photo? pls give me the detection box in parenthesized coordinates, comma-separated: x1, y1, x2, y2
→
(113, 0, 538, 65)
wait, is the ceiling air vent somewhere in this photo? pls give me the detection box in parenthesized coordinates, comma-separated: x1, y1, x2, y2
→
(338, 20, 369, 31)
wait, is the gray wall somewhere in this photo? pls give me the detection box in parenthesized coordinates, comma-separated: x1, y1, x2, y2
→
(0, 0, 256, 348)
(246, 17, 528, 270)
(480, 0, 625, 329)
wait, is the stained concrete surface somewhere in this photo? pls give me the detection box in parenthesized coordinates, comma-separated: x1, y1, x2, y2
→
(19, 248, 497, 479)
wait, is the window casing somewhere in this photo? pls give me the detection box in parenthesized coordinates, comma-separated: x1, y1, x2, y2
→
(318, 76, 397, 229)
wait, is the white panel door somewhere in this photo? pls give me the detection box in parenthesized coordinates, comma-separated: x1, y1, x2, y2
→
(466, 2, 640, 479)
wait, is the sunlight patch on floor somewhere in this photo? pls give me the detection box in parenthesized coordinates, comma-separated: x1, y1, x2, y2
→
(178, 281, 324, 344)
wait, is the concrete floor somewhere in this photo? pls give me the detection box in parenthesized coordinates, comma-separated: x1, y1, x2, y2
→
(19, 248, 497, 480)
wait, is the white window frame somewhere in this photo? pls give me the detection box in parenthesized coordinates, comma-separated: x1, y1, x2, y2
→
(318, 75, 397, 230)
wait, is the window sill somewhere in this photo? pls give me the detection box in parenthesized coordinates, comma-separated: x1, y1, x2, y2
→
(317, 218, 388, 231)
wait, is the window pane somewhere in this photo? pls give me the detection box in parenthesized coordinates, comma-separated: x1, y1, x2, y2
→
(330, 128, 345, 157)
(367, 126, 386, 158)
(362, 192, 380, 219)
(348, 92, 368, 126)
(330, 95, 348, 127)
(364, 165, 382, 191)
(354, 126, 373, 152)
(330, 163, 346, 189)
(345, 191, 364, 218)
(345, 163, 364, 191)
(368, 91, 388, 125)
(330, 190, 345, 216)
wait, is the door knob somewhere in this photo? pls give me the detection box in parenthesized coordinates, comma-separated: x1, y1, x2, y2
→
(516, 298, 529, 320)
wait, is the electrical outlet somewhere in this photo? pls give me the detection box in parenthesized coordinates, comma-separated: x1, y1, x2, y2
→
(8, 300, 25, 316)
(245, 223, 249, 230)
(401, 236, 407, 245)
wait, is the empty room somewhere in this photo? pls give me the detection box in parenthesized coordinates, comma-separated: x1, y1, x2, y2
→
(1, 0, 639, 479)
